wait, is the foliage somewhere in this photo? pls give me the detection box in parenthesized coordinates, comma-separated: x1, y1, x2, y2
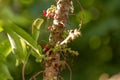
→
(0, 0, 120, 80)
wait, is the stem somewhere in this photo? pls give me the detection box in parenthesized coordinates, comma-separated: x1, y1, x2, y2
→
(61, 53, 72, 80)
(29, 71, 43, 80)
(65, 62, 72, 80)
(22, 63, 25, 80)
(22, 53, 30, 80)
(43, 0, 71, 80)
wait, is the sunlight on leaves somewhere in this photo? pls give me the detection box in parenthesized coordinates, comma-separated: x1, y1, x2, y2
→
(8, 23, 40, 55)
(2, 25, 27, 65)
(3, 23, 42, 64)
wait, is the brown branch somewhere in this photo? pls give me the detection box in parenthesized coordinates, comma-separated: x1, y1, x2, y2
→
(22, 63, 25, 80)
(49, 0, 72, 45)
(44, 0, 71, 79)
(29, 71, 43, 80)
(60, 20, 82, 45)
(60, 29, 81, 45)
(22, 54, 30, 80)
(65, 62, 72, 80)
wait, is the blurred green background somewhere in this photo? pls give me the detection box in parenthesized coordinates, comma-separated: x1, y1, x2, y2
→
(0, 0, 120, 80)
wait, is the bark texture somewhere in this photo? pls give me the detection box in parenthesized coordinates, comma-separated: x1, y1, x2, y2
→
(43, 0, 71, 80)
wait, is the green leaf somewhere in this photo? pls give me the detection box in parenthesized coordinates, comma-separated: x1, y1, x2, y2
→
(0, 56, 13, 80)
(2, 26, 27, 65)
(0, 33, 12, 57)
(8, 23, 40, 55)
(0, 39, 12, 57)
(8, 34, 27, 66)
(32, 18, 44, 41)
(0, 63, 13, 80)
(3, 23, 42, 62)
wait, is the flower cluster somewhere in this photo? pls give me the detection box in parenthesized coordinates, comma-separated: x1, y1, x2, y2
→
(48, 26, 53, 31)
(43, 45, 51, 53)
(43, 5, 56, 31)
(43, 5, 56, 19)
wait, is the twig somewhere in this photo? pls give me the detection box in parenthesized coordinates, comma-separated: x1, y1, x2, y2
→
(22, 63, 25, 80)
(22, 53, 30, 80)
(74, 0, 85, 31)
(29, 71, 43, 80)
(78, 20, 82, 31)
(60, 29, 81, 45)
(65, 62, 72, 80)
(61, 53, 72, 80)
(74, 0, 84, 11)
(74, 0, 85, 17)
(59, 75, 64, 80)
